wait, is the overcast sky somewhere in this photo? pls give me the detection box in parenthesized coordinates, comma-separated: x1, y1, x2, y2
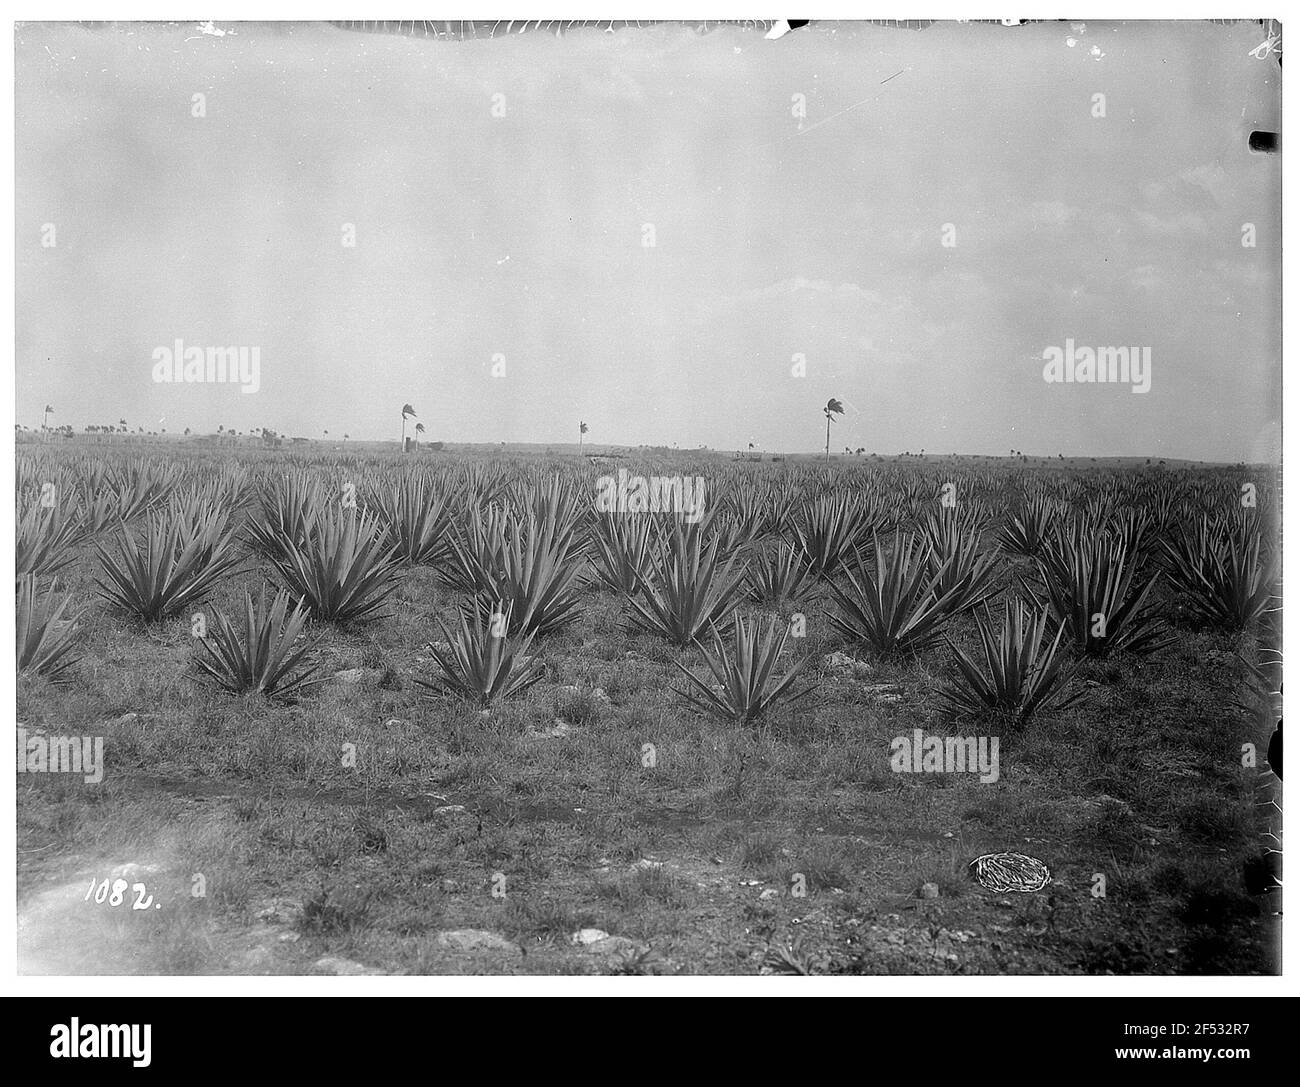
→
(15, 20, 1280, 460)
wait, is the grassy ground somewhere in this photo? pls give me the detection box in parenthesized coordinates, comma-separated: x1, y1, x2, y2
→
(17, 507, 1280, 975)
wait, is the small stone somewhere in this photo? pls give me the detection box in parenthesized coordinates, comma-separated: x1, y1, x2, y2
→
(109, 862, 160, 882)
(108, 712, 140, 727)
(277, 931, 301, 943)
(571, 928, 610, 946)
(240, 946, 274, 971)
(584, 935, 645, 956)
(526, 720, 572, 740)
(593, 687, 612, 703)
(314, 955, 382, 976)
(759, 888, 779, 900)
(382, 718, 408, 729)
(433, 929, 519, 954)
(333, 668, 365, 684)
(433, 805, 466, 815)
(919, 882, 941, 899)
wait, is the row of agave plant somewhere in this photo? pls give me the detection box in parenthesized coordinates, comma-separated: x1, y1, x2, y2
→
(16, 452, 1278, 729)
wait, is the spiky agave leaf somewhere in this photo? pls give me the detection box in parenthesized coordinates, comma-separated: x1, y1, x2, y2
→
(267, 506, 404, 625)
(192, 586, 321, 698)
(939, 599, 1082, 722)
(16, 574, 82, 682)
(417, 601, 544, 705)
(94, 505, 242, 622)
(827, 532, 963, 656)
(673, 611, 815, 724)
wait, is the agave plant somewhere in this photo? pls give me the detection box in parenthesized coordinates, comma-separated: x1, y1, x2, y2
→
(245, 469, 323, 558)
(625, 522, 746, 646)
(745, 542, 813, 604)
(267, 506, 404, 625)
(673, 612, 815, 724)
(193, 587, 321, 698)
(16, 500, 81, 580)
(17, 574, 81, 682)
(371, 473, 453, 566)
(788, 494, 863, 579)
(95, 506, 242, 622)
(919, 508, 998, 616)
(939, 599, 1082, 722)
(446, 503, 586, 638)
(995, 494, 1057, 558)
(1160, 515, 1276, 631)
(589, 514, 654, 596)
(827, 532, 962, 656)
(417, 601, 544, 705)
(1024, 525, 1170, 657)
(111, 460, 176, 521)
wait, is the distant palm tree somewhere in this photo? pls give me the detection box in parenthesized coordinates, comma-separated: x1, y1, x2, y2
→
(579, 421, 588, 454)
(42, 404, 53, 434)
(823, 398, 844, 462)
(415, 422, 425, 447)
(343, 433, 349, 444)
(401, 403, 417, 449)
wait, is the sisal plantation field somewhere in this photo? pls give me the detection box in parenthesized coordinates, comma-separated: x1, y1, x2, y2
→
(15, 443, 1280, 975)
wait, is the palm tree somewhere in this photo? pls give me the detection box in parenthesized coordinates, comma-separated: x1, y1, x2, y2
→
(42, 404, 53, 435)
(823, 398, 844, 462)
(415, 422, 425, 447)
(401, 403, 417, 449)
(579, 421, 588, 454)
(343, 433, 349, 444)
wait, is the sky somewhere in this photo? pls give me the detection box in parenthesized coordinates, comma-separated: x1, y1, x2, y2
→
(14, 20, 1281, 460)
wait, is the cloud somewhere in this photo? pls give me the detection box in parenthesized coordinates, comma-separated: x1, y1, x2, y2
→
(1028, 201, 1080, 227)
(748, 278, 888, 305)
